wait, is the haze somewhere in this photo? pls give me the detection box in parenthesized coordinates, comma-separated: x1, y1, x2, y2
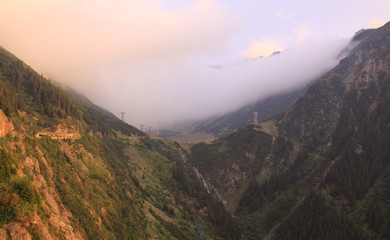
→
(1, 0, 389, 128)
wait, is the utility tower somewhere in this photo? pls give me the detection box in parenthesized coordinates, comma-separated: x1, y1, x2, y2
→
(253, 111, 258, 124)
(140, 125, 144, 131)
(119, 112, 126, 121)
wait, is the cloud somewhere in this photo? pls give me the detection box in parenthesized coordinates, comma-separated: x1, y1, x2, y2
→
(275, 10, 295, 20)
(369, 19, 386, 28)
(242, 37, 284, 59)
(105, 37, 348, 127)
(294, 25, 310, 45)
(241, 24, 311, 60)
(0, 0, 237, 84)
(0, 0, 238, 125)
(183, 37, 349, 121)
(0, 0, 351, 128)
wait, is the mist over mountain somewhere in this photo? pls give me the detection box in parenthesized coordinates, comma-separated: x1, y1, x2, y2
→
(0, 44, 240, 239)
(2, 0, 384, 128)
(188, 21, 390, 239)
(1, 0, 390, 239)
(192, 87, 307, 136)
(79, 37, 350, 128)
(159, 38, 357, 141)
(1, 19, 390, 239)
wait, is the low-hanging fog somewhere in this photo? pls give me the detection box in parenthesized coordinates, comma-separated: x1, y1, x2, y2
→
(1, 0, 389, 128)
(103, 37, 348, 128)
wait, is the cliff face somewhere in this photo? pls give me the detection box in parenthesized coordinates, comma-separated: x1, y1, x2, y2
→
(0, 109, 13, 137)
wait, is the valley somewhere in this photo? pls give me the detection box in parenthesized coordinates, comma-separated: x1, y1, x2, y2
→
(1, 19, 390, 240)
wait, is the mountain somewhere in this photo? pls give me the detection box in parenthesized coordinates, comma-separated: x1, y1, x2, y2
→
(159, 87, 307, 142)
(188, 21, 390, 239)
(0, 46, 240, 239)
(161, 45, 346, 142)
(2, 21, 390, 240)
(65, 87, 119, 120)
(191, 87, 307, 137)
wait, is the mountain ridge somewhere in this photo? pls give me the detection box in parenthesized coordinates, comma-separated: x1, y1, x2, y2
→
(188, 21, 390, 239)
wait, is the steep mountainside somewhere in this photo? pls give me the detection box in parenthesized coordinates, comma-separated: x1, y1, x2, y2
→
(0, 46, 240, 239)
(188, 22, 390, 239)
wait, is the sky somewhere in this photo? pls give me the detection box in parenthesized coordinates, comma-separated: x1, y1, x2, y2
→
(0, 0, 389, 128)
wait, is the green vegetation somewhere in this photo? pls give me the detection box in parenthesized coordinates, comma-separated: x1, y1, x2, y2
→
(2, 22, 390, 239)
(0, 148, 42, 227)
(187, 23, 390, 239)
(272, 190, 369, 240)
(189, 125, 274, 176)
(0, 46, 242, 239)
(172, 156, 241, 239)
(0, 46, 142, 137)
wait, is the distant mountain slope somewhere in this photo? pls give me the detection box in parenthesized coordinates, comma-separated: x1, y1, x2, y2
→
(65, 87, 119, 120)
(158, 86, 307, 142)
(188, 21, 390, 239)
(0, 46, 240, 239)
(192, 87, 307, 137)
